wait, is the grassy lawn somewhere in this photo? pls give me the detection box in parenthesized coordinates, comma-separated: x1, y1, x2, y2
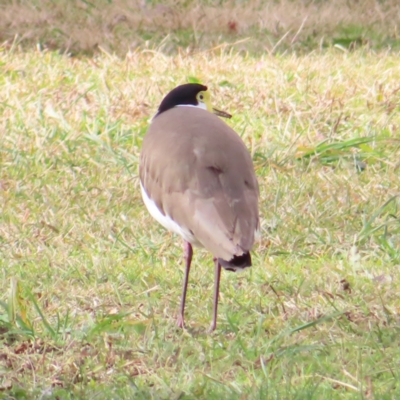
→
(1, 5, 400, 398)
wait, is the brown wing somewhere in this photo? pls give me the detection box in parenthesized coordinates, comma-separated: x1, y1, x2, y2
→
(139, 107, 259, 260)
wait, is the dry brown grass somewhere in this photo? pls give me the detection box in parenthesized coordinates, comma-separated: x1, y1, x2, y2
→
(1, 0, 400, 55)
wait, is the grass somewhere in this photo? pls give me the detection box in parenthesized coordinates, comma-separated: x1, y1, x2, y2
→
(1, 43, 400, 398)
(1, 0, 400, 55)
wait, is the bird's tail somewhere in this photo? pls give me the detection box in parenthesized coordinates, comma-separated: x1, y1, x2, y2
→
(218, 252, 252, 272)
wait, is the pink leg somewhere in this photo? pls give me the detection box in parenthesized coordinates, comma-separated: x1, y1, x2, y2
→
(177, 241, 193, 329)
(209, 258, 222, 332)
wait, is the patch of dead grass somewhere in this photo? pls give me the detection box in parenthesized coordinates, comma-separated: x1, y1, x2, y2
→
(0, 0, 400, 54)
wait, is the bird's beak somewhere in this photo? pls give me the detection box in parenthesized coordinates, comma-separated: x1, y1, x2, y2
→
(213, 108, 232, 119)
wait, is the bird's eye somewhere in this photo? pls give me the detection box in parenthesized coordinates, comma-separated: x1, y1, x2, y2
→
(199, 94, 204, 100)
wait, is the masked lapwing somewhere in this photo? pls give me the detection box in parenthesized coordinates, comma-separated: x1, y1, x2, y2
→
(139, 83, 259, 331)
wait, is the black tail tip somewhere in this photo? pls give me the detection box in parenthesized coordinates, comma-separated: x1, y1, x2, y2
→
(218, 252, 252, 272)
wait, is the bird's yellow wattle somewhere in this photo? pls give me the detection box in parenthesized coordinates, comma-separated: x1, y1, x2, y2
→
(196, 90, 213, 112)
(202, 91, 213, 113)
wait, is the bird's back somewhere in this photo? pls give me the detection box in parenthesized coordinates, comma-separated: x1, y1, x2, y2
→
(140, 107, 259, 263)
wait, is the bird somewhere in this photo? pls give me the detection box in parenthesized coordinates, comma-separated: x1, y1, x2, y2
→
(139, 83, 259, 331)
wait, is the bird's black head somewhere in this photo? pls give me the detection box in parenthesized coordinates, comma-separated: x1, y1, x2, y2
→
(155, 83, 208, 117)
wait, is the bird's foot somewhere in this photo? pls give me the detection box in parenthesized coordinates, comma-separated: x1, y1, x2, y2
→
(176, 314, 185, 329)
(207, 322, 217, 334)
